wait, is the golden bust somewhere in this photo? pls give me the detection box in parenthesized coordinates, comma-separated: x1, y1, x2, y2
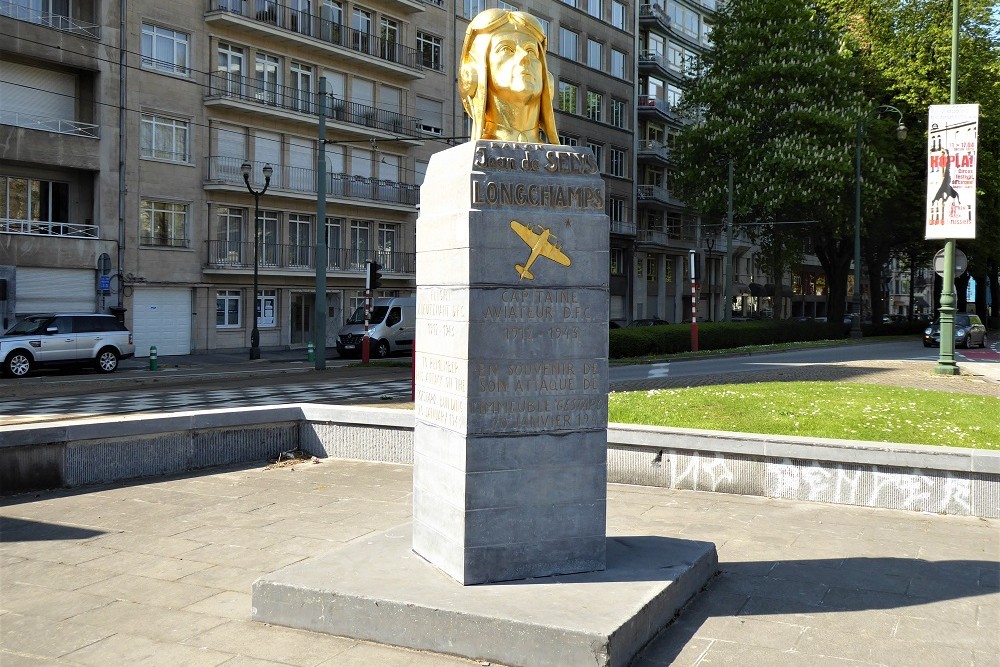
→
(459, 9, 558, 143)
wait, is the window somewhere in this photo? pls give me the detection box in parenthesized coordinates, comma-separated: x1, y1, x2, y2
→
(255, 53, 280, 105)
(610, 247, 623, 276)
(350, 219, 371, 267)
(610, 98, 625, 128)
(559, 28, 577, 59)
(326, 216, 343, 268)
(289, 214, 312, 267)
(464, 0, 484, 18)
(612, 0, 626, 29)
(498, 0, 518, 10)
(140, 199, 188, 247)
(667, 84, 682, 108)
(352, 8, 371, 52)
(0, 176, 70, 225)
(610, 147, 626, 177)
(217, 43, 244, 96)
(259, 210, 280, 266)
(647, 257, 657, 281)
(140, 114, 189, 162)
(257, 289, 277, 328)
(217, 290, 241, 327)
(380, 17, 399, 61)
(558, 134, 578, 146)
(560, 0, 577, 7)
(587, 39, 602, 69)
(609, 196, 625, 223)
(378, 222, 397, 270)
(416, 96, 443, 135)
(141, 23, 189, 75)
(215, 206, 244, 263)
(417, 32, 443, 71)
(586, 91, 603, 121)
(557, 81, 578, 114)
(587, 142, 603, 171)
(611, 49, 626, 79)
(534, 16, 549, 41)
(290, 62, 313, 113)
(587, 0, 601, 19)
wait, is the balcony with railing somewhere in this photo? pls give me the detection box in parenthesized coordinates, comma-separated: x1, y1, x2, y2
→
(207, 156, 419, 210)
(205, 0, 422, 75)
(0, 0, 100, 38)
(206, 240, 415, 274)
(637, 184, 685, 209)
(1, 218, 99, 238)
(0, 111, 99, 138)
(638, 2, 671, 32)
(637, 95, 679, 123)
(205, 73, 423, 139)
(610, 220, 637, 236)
(637, 139, 671, 165)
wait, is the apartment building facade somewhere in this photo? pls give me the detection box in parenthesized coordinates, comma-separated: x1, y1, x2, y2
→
(2, 0, 642, 354)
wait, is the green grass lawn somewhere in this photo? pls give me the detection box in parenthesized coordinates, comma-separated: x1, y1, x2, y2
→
(608, 382, 999, 449)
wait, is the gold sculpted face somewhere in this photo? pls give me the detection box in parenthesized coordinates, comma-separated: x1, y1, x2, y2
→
(460, 9, 558, 143)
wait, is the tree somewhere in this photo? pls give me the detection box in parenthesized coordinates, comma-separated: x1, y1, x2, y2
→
(817, 0, 1000, 325)
(673, 0, 901, 322)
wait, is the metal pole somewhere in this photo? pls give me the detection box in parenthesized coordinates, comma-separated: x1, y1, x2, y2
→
(936, 0, 961, 375)
(314, 77, 328, 371)
(689, 249, 698, 352)
(852, 117, 864, 338)
(724, 159, 733, 322)
(251, 193, 261, 360)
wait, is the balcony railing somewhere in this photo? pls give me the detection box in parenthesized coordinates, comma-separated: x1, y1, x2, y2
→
(1, 218, 99, 238)
(207, 0, 421, 71)
(637, 184, 685, 208)
(0, 0, 100, 38)
(610, 220, 637, 235)
(637, 139, 672, 164)
(207, 240, 415, 273)
(0, 111, 100, 138)
(206, 73, 422, 138)
(637, 95, 675, 119)
(638, 2, 671, 29)
(208, 156, 420, 207)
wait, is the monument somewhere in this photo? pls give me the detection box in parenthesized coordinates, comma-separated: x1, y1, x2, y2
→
(252, 10, 716, 665)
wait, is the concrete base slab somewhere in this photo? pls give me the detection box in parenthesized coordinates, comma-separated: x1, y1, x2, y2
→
(252, 524, 717, 667)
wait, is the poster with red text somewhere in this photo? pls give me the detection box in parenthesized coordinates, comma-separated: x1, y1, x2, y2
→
(926, 104, 978, 239)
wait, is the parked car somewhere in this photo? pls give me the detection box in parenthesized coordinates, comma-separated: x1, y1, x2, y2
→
(1, 313, 135, 377)
(923, 313, 988, 348)
(627, 318, 670, 327)
(336, 297, 416, 359)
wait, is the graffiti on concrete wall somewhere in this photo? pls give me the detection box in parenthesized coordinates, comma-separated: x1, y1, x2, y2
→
(608, 445, 995, 518)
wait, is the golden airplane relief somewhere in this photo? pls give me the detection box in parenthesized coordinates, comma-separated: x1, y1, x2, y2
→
(510, 220, 572, 280)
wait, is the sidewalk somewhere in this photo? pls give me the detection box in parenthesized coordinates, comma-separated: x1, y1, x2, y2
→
(1, 459, 997, 666)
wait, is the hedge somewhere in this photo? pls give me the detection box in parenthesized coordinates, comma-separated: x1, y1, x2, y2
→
(608, 320, 926, 359)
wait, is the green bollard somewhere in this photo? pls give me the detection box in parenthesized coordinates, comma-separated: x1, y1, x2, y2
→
(307, 341, 315, 362)
(149, 345, 158, 371)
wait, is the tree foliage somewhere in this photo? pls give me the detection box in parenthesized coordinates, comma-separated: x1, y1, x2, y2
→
(673, 0, 902, 320)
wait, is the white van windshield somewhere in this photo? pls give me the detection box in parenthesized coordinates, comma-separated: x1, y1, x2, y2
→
(346, 306, 389, 325)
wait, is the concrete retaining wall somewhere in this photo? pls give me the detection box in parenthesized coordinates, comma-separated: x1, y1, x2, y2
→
(2, 406, 997, 518)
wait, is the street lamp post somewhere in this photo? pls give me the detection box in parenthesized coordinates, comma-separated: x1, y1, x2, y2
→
(853, 105, 906, 338)
(241, 161, 273, 360)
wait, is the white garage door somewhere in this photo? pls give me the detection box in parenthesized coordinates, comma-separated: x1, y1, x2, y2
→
(15, 268, 96, 316)
(132, 288, 191, 357)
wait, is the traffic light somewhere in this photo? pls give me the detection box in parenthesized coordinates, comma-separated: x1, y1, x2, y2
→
(367, 261, 383, 290)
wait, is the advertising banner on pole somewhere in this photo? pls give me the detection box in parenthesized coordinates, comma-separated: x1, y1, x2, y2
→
(926, 104, 978, 239)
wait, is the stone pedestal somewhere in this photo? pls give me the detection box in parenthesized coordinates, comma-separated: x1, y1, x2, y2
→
(413, 141, 610, 584)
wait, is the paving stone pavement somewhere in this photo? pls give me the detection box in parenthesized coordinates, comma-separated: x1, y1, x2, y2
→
(1, 459, 997, 667)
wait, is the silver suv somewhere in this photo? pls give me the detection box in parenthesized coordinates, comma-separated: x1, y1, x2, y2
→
(1, 314, 135, 377)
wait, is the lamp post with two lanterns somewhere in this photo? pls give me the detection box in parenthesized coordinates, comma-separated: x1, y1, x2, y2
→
(240, 161, 273, 360)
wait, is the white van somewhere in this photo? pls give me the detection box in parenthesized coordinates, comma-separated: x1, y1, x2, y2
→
(336, 297, 416, 358)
